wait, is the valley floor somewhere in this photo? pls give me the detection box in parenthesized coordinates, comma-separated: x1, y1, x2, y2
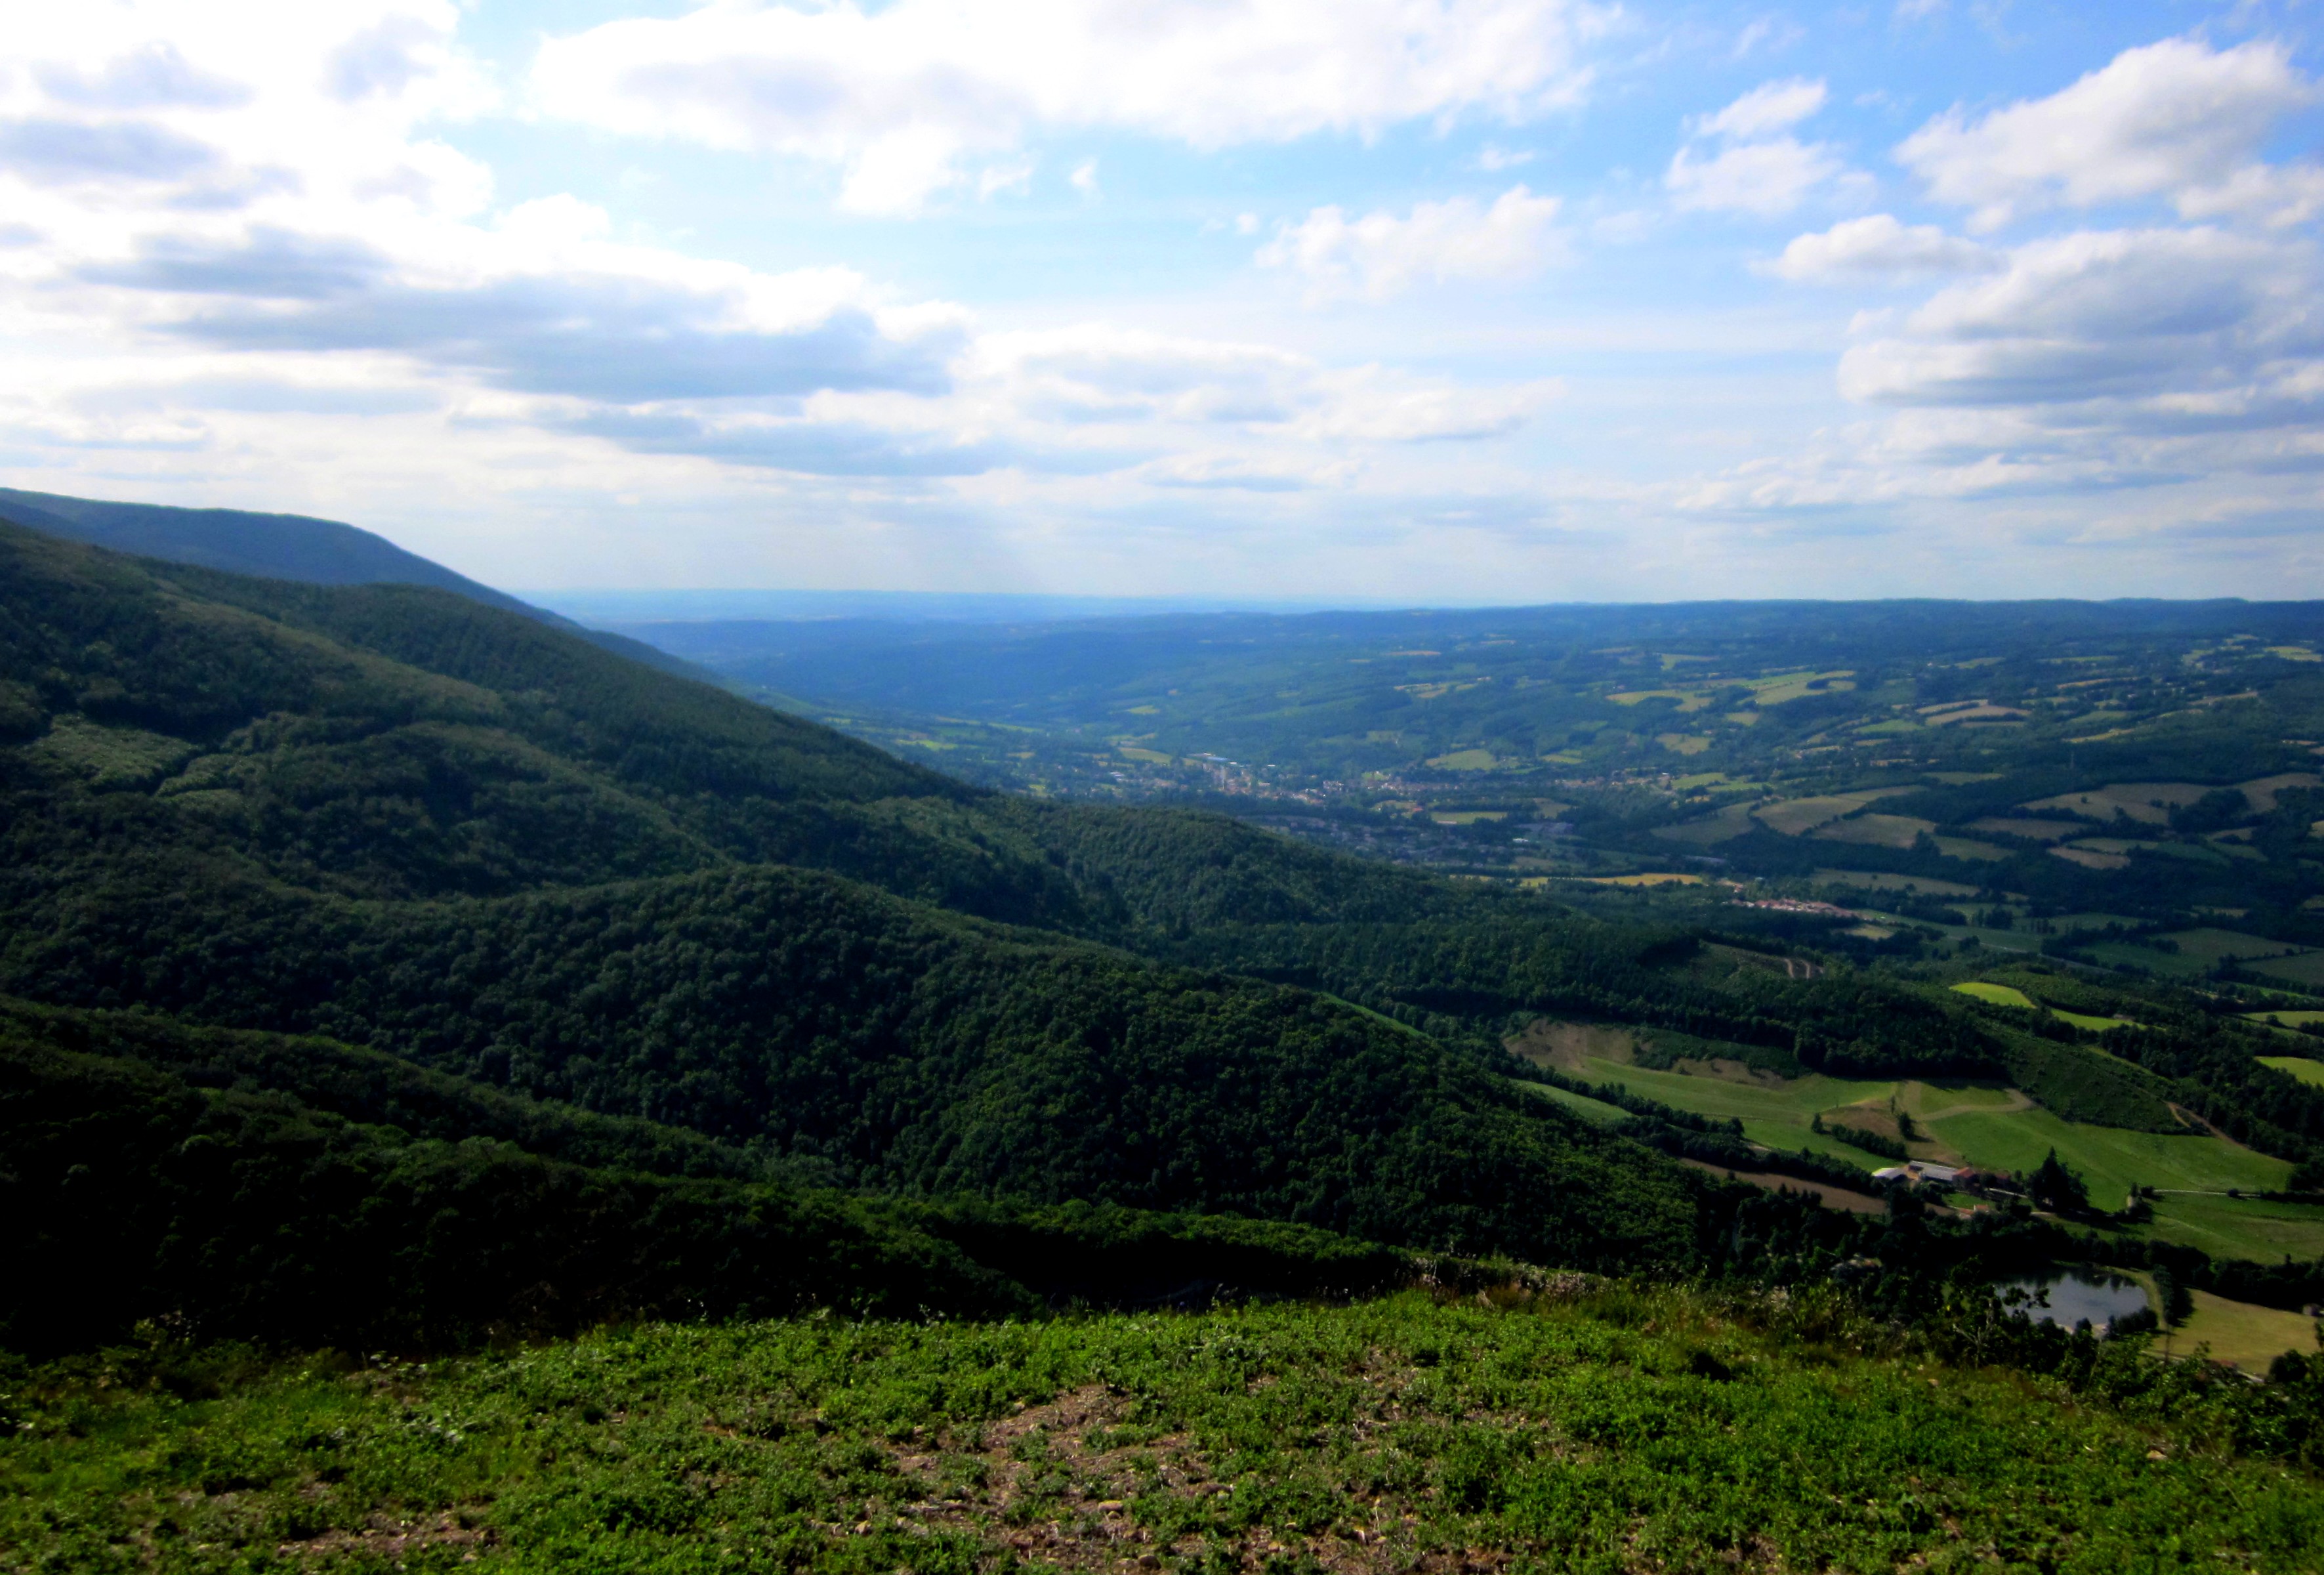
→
(5, 1288, 2319, 1574)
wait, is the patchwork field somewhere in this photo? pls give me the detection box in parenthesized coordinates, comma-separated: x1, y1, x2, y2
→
(1932, 836, 2011, 861)
(1966, 817, 2083, 841)
(1810, 812, 1937, 849)
(1813, 869, 1980, 897)
(2023, 782, 2215, 825)
(1522, 1020, 2295, 1241)
(2155, 928, 2310, 965)
(1753, 789, 1912, 836)
(2248, 951, 2324, 988)
(1924, 1108, 2290, 1211)
(1651, 800, 1759, 844)
(2053, 845, 2132, 871)
(1923, 704, 2027, 727)
(1743, 669, 1856, 704)
(2239, 772, 2323, 810)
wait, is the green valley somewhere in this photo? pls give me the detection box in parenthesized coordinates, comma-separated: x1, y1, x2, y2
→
(5, 501, 2324, 1566)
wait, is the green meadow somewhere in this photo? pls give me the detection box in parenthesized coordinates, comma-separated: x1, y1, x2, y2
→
(1566, 1050, 2298, 1250)
(11, 1292, 2319, 1575)
(2262, 1055, 2324, 1088)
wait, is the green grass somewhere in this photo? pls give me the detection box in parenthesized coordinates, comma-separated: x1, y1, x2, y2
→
(1601, 1055, 2300, 1219)
(1510, 1077, 1629, 1125)
(1924, 1108, 2291, 1212)
(1952, 982, 2038, 1009)
(2052, 1009, 2137, 1032)
(1812, 868, 1980, 897)
(2261, 1056, 2324, 1089)
(1569, 1058, 1897, 1169)
(2144, 1192, 2324, 1263)
(1950, 981, 2134, 1033)
(2250, 952, 2324, 988)
(2154, 928, 2308, 965)
(2174, 1290, 2324, 1372)
(2074, 940, 2212, 978)
(7, 1291, 2319, 1574)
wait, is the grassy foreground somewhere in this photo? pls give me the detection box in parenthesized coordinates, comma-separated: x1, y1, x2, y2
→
(5, 1288, 2321, 1574)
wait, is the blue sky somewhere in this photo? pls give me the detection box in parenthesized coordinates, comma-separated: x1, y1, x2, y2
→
(4, 1, 2324, 602)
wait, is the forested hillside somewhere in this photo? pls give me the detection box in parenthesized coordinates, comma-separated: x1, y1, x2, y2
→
(0, 521, 1709, 1320)
(5, 514, 2323, 1364)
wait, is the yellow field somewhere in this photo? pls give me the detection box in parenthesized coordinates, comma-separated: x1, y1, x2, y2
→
(1657, 732, 1712, 755)
(1608, 688, 1713, 711)
(1744, 670, 1856, 704)
(1951, 982, 2037, 1009)
(1579, 872, 1704, 887)
(1924, 704, 2028, 727)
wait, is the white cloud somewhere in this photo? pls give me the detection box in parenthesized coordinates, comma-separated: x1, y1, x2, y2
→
(1838, 227, 2306, 411)
(530, 0, 1613, 215)
(1257, 185, 1567, 303)
(1898, 36, 2321, 230)
(972, 326, 1551, 444)
(1669, 138, 1844, 217)
(1667, 79, 1850, 216)
(1693, 77, 1824, 140)
(1770, 214, 1995, 282)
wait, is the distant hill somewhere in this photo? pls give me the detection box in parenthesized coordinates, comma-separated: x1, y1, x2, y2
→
(0, 487, 711, 682)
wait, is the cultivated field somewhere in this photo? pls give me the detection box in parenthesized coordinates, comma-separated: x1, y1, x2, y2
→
(1810, 812, 1937, 849)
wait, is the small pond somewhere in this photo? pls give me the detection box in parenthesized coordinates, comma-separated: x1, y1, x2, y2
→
(1997, 1269, 2150, 1331)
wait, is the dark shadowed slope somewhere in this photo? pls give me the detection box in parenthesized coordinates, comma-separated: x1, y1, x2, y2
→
(0, 488, 713, 682)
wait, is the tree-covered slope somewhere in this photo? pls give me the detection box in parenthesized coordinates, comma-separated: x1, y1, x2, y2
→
(0, 489, 715, 681)
(0, 525, 1707, 1282)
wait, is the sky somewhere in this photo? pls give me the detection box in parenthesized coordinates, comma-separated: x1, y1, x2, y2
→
(5, 1, 2324, 604)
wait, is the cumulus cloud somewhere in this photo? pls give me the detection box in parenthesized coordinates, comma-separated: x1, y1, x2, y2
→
(1838, 227, 2306, 413)
(1898, 36, 2322, 230)
(110, 242, 966, 402)
(1257, 185, 1567, 303)
(0, 118, 221, 185)
(34, 44, 253, 111)
(531, 0, 1612, 215)
(1667, 79, 1849, 216)
(1770, 214, 1995, 282)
